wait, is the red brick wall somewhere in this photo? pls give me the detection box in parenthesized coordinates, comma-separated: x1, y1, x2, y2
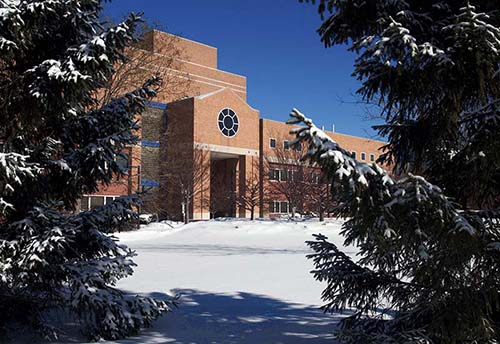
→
(162, 98, 195, 219)
(193, 89, 259, 151)
(151, 30, 218, 68)
(90, 30, 391, 220)
(259, 118, 388, 217)
(260, 118, 386, 164)
(138, 30, 247, 103)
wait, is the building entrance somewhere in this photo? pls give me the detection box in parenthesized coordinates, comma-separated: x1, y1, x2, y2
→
(210, 153, 239, 218)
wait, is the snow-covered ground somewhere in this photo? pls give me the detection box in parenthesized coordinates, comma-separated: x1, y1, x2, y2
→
(90, 218, 354, 343)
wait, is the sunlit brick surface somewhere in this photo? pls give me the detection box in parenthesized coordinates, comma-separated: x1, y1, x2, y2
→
(88, 31, 387, 220)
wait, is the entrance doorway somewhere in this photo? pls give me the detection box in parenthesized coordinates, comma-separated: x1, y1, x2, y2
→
(210, 153, 238, 218)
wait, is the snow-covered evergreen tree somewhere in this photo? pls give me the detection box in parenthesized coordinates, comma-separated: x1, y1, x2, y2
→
(0, 0, 174, 340)
(294, 1, 500, 342)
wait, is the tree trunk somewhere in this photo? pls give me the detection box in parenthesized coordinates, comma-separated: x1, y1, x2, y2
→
(250, 207, 254, 220)
(181, 201, 187, 224)
(319, 210, 324, 222)
(184, 199, 190, 224)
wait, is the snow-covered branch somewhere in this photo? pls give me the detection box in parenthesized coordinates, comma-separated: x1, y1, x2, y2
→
(0, 153, 40, 214)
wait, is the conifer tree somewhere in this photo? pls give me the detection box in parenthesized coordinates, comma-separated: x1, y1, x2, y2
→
(293, 1, 500, 342)
(0, 0, 174, 340)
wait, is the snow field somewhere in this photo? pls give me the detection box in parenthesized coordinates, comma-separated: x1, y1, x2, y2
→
(97, 218, 353, 343)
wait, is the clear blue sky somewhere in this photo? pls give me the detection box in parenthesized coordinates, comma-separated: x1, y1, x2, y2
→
(102, 0, 384, 139)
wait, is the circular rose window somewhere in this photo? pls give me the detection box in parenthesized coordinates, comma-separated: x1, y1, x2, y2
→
(218, 108, 239, 137)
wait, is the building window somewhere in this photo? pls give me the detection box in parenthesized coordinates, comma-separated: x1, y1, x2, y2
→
(218, 108, 239, 137)
(311, 173, 320, 184)
(116, 153, 129, 170)
(269, 138, 276, 148)
(351, 151, 356, 159)
(269, 200, 290, 214)
(294, 143, 301, 151)
(90, 196, 105, 209)
(80, 195, 118, 211)
(361, 152, 366, 161)
(280, 169, 288, 182)
(269, 169, 279, 180)
(278, 169, 294, 182)
(269, 200, 291, 214)
(81, 196, 89, 211)
(283, 140, 290, 150)
(269, 201, 277, 213)
(280, 201, 289, 214)
(370, 154, 375, 162)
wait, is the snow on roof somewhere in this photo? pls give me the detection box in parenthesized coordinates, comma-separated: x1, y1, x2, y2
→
(193, 87, 259, 112)
(195, 87, 228, 100)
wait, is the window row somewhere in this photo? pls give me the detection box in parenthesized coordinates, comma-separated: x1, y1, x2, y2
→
(269, 169, 300, 182)
(80, 195, 119, 211)
(269, 138, 379, 163)
(268, 169, 324, 184)
(350, 151, 377, 162)
(269, 138, 301, 151)
(269, 200, 292, 214)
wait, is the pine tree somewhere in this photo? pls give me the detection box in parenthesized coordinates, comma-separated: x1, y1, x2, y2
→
(0, 0, 174, 340)
(293, 1, 500, 342)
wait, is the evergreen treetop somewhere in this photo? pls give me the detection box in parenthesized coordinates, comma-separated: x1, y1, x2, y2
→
(294, 1, 500, 342)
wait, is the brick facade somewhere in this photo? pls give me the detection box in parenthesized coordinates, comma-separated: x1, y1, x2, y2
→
(259, 118, 387, 218)
(138, 30, 247, 103)
(85, 30, 388, 221)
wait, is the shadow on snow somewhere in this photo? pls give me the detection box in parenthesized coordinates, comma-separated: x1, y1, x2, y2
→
(104, 288, 343, 344)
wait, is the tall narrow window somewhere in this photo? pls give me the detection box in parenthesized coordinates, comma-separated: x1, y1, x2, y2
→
(351, 151, 356, 159)
(283, 140, 290, 150)
(280, 201, 289, 214)
(280, 169, 288, 182)
(269, 138, 276, 148)
(370, 154, 375, 162)
(80, 196, 89, 211)
(361, 152, 366, 161)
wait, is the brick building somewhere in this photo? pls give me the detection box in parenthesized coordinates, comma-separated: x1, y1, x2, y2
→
(81, 30, 387, 220)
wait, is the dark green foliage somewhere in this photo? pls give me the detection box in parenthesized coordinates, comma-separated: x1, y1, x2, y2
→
(0, 0, 174, 340)
(302, 0, 500, 207)
(294, 1, 500, 342)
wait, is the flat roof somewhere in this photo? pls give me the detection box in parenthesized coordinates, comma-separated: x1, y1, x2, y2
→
(259, 117, 387, 144)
